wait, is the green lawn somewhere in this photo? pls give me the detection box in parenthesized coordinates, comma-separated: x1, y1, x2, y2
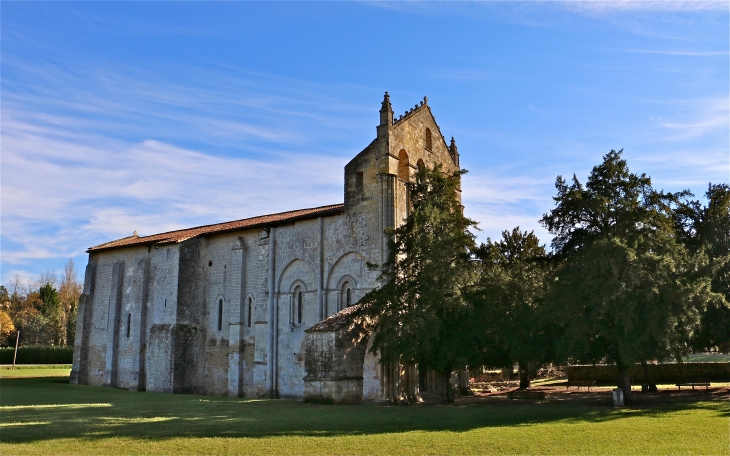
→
(0, 365, 72, 378)
(0, 375, 728, 455)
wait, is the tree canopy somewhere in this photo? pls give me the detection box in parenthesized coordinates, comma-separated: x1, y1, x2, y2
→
(360, 164, 478, 402)
(470, 228, 552, 389)
(675, 184, 730, 352)
(541, 150, 720, 398)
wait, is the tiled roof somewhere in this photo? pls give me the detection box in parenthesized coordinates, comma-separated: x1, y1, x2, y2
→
(88, 203, 344, 253)
(305, 304, 365, 333)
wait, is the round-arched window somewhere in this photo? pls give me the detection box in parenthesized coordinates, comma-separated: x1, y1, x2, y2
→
(398, 149, 409, 181)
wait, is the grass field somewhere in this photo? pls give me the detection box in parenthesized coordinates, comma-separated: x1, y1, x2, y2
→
(0, 374, 728, 455)
(0, 365, 72, 378)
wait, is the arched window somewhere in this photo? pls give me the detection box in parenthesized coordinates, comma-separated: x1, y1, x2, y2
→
(425, 128, 432, 151)
(416, 159, 426, 184)
(218, 298, 223, 331)
(291, 286, 304, 326)
(340, 281, 353, 311)
(247, 296, 253, 328)
(398, 149, 409, 181)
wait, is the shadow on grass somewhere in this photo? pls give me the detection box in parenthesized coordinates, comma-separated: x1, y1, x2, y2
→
(1, 377, 727, 444)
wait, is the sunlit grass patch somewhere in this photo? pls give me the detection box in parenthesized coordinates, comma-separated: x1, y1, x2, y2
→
(0, 403, 112, 411)
(0, 365, 72, 378)
(0, 376, 727, 455)
(0, 422, 51, 428)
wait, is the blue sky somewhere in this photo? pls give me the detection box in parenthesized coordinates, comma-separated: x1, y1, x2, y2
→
(2, 1, 728, 284)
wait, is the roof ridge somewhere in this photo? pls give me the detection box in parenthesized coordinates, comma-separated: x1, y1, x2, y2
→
(88, 203, 345, 253)
(137, 203, 343, 241)
(305, 303, 365, 333)
(88, 232, 140, 251)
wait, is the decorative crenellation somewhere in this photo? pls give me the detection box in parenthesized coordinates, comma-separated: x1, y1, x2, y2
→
(392, 96, 429, 125)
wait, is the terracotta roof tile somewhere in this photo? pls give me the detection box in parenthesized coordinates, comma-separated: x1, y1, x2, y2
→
(305, 304, 365, 333)
(88, 203, 344, 253)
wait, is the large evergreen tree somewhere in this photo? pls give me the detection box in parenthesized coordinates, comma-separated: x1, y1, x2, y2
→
(541, 150, 718, 400)
(675, 184, 730, 352)
(360, 165, 478, 403)
(470, 228, 552, 389)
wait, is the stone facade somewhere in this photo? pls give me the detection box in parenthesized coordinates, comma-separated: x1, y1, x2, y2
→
(71, 93, 461, 402)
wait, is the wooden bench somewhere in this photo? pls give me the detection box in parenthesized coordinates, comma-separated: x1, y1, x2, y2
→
(565, 380, 596, 390)
(675, 381, 710, 391)
(507, 391, 546, 403)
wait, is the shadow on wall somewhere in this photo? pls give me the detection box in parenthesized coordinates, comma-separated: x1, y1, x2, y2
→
(0, 377, 727, 444)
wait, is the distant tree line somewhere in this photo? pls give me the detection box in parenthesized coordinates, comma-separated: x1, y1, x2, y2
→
(361, 151, 729, 403)
(0, 259, 83, 348)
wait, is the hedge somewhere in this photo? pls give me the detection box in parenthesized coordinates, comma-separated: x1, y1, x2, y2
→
(568, 362, 730, 383)
(0, 346, 74, 364)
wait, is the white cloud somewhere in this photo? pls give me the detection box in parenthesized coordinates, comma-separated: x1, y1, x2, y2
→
(461, 170, 556, 245)
(0, 56, 385, 269)
(557, 0, 728, 14)
(1, 270, 38, 288)
(651, 97, 729, 141)
(0, 105, 349, 265)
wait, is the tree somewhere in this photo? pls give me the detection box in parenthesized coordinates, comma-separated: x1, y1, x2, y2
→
(59, 259, 83, 346)
(360, 165, 478, 403)
(675, 184, 730, 352)
(471, 228, 552, 389)
(0, 285, 9, 304)
(541, 150, 718, 400)
(0, 310, 16, 346)
(39, 282, 62, 345)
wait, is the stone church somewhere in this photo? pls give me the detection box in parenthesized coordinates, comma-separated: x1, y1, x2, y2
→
(71, 93, 463, 403)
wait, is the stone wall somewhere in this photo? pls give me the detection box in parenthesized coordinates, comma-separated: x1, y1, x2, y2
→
(568, 363, 730, 383)
(303, 326, 368, 404)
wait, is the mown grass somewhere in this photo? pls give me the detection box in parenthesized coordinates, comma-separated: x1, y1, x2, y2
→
(0, 375, 728, 455)
(0, 365, 71, 378)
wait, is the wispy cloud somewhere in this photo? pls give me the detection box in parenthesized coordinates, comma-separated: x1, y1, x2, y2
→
(1, 116, 346, 264)
(649, 96, 729, 142)
(528, 103, 550, 114)
(462, 170, 556, 244)
(557, 0, 728, 14)
(621, 49, 728, 56)
(0, 56, 381, 269)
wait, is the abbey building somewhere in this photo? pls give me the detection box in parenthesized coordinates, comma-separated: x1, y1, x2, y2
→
(71, 93, 462, 402)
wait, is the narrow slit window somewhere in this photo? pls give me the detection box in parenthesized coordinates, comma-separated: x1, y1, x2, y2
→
(340, 281, 352, 311)
(297, 291, 303, 325)
(425, 128, 432, 150)
(247, 297, 252, 328)
(126, 313, 131, 338)
(218, 298, 223, 331)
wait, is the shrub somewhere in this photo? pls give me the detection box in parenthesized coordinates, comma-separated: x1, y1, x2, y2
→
(0, 345, 73, 364)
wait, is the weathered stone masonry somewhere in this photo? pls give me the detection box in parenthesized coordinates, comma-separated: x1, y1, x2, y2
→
(71, 93, 462, 402)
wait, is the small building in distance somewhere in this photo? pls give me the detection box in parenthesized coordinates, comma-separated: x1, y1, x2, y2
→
(71, 93, 462, 402)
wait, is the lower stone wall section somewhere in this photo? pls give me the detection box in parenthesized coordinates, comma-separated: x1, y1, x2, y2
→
(304, 378, 363, 404)
(568, 363, 730, 383)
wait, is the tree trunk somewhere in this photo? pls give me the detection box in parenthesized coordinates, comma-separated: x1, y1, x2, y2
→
(518, 361, 531, 390)
(616, 366, 634, 404)
(640, 360, 658, 392)
(437, 371, 454, 404)
(501, 366, 514, 381)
